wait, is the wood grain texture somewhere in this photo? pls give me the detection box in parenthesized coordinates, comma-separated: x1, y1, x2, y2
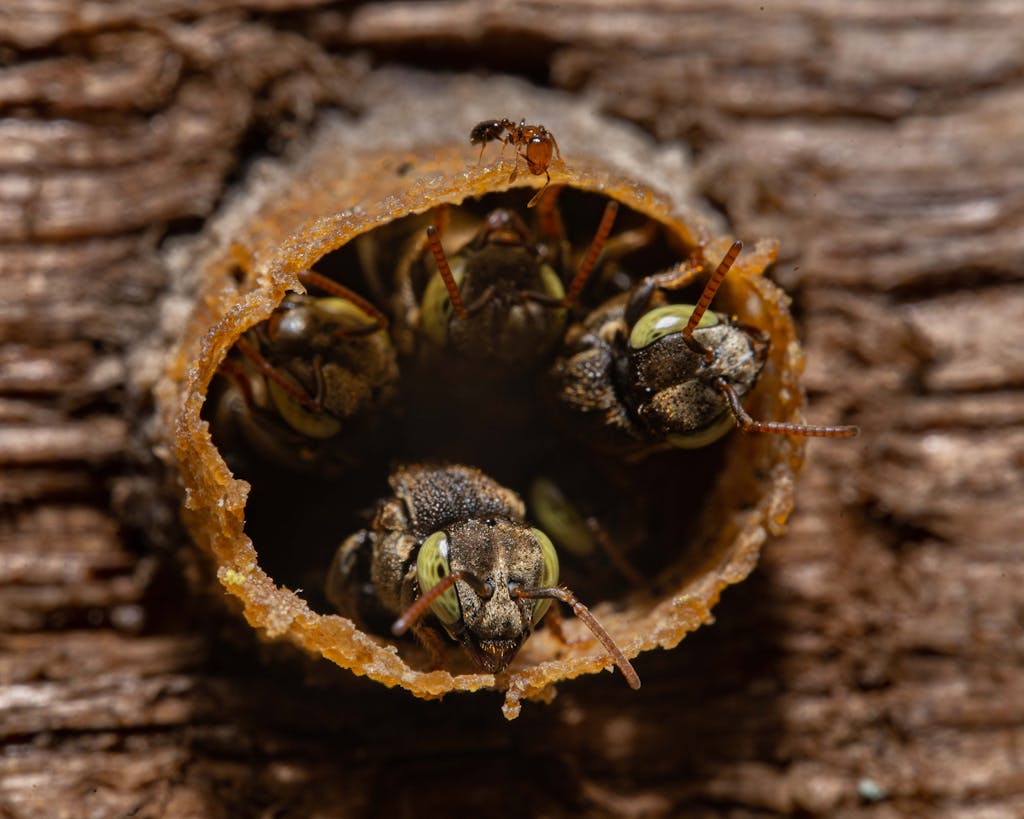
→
(2, 1, 1022, 816)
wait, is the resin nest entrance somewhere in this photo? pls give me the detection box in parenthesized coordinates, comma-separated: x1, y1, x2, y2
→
(160, 74, 807, 718)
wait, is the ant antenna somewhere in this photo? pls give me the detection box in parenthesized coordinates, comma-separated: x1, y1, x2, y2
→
(717, 378, 859, 438)
(425, 225, 469, 320)
(512, 584, 641, 689)
(562, 200, 619, 308)
(683, 240, 742, 361)
(391, 570, 492, 636)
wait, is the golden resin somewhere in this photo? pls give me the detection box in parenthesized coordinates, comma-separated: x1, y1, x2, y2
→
(159, 74, 805, 718)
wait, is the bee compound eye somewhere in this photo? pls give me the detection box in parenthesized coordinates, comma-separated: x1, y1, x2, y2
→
(629, 304, 719, 351)
(528, 528, 560, 625)
(416, 532, 461, 624)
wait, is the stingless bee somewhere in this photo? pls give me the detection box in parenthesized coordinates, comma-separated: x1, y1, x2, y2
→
(215, 269, 398, 472)
(326, 463, 640, 688)
(550, 241, 860, 456)
(405, 199, 619, 368)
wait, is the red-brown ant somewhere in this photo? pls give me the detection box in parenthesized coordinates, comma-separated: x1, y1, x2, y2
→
(470, 118, 561, 207)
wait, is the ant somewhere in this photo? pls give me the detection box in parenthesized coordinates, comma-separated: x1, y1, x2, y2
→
(470, 118, 561, 207)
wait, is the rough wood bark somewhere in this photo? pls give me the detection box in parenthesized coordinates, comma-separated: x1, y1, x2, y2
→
(2, 1, 1022, 817)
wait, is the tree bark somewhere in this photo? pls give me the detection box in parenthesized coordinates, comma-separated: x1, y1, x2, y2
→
(2, 1, 1022, 816)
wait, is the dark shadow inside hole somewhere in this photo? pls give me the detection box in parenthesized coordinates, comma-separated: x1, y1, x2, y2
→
(202, 187, 737, 639)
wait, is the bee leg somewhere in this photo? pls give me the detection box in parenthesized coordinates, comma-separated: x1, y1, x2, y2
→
(542, 602, 571, 646)
(592, 220, 660, 292)
(412, 624, 449, 671)
(392, 210, 445, 354)
(587, 518, 646, 588)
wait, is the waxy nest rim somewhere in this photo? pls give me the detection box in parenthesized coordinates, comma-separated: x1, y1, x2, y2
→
(160, 76, 805, 718)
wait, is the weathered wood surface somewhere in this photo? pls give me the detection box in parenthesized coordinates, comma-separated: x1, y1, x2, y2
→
(2, 1, 1023, 816)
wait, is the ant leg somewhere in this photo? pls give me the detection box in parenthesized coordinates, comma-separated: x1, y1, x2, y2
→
(497, 135, 510, 168)
(549, 132, 562, 161)
(562, 200, 619, 308)
(682, 241, 742, 362)
(717, 378, 860, 438)
(527, 171, 551, 208)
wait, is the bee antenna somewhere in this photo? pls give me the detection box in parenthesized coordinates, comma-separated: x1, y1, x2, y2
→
(512, 584, 641, 689)
(683, 240, 742, 361)
(562, 200, 619, 308)
(426, 226, 468, 320)
(716, 378, 860, 438)
(392, 570, 491, 636)
(297, 269, 389, 329)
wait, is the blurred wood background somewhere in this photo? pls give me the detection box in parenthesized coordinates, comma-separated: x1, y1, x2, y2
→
(2, 1, 1023, 816)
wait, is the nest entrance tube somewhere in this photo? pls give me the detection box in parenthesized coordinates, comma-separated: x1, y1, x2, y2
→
(160, 75, 805, 718)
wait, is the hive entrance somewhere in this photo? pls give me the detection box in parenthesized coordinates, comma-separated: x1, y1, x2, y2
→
(203, 188, 728, 640)
(167, 125, 804, 715)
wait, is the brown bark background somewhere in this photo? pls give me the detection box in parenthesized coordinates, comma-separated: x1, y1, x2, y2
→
(2, 2, 1023, 816)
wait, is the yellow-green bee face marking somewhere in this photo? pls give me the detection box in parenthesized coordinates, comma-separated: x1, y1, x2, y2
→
(416, 531, 461, 624)
(529, 527, 560, 624)
(628, 304, 719, 350)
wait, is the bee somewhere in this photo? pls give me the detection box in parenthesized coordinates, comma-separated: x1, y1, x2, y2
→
(550, 241, 860, 455)
(214, 269, 398, 472)
(326, 463, 640, 688)
(470, 118, 561, 207)
(405, 199, 619, 368)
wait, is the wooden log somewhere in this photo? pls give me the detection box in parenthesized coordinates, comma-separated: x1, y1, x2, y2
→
(2, 1, 1022, 815)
